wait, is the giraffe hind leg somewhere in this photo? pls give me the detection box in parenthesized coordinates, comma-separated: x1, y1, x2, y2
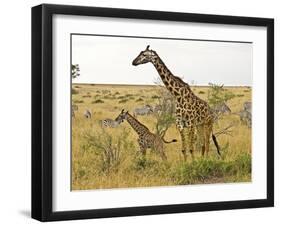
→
(138, 139, 147, 157)
(204, 123, 212, 157)
(196, 125, 206, 156)
(179, 129, 188, 161)
(186, 127, 195, 159)
(158, 144, 167, 161)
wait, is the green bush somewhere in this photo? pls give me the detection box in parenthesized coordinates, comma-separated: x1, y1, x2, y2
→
(73, 100, 83, 104)
(72, 88, 79, 95)
(171, 153, 251, 185)
(85, 128, 134, 174)
(207, 83, 235, 107)
(118, 99, 129, 103)
(92, 99, 104, 104)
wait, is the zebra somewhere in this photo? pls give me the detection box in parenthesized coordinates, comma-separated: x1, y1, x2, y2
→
(153, 104, 162, 114)
(84, 109, 92, 119)
(243, 101, 252, 113)
(100, 115, 123, 128)
(238, 109, 251, 128)
(72, 105, 78, 118)
(212, 102, 231, 115)
(133, 105, 153, 117)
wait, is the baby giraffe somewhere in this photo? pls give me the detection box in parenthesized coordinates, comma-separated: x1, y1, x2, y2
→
(116, 109, 177, 160)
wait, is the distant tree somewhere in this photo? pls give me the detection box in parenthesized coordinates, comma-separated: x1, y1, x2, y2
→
(72, 64, 80, 79)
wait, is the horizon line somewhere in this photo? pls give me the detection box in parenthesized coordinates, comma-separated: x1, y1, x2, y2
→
(72, 82, 252, 87)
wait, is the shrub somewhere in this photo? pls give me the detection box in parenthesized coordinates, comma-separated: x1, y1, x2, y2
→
(198, 90, 205, 94)
(151, 95, 160, 99)
(118, 99, 129, 103)
(132, 157, 159, 171)
(72, 88, 79, 95)
(236, 94, 244, 97)
(73, 100, 83, 104)
(207, 83, 235, 107)
(136, 98, 144, 102)
(85, 128, 134, 173)
(103, 95, 114, 99)
(82, 95, 91, 98)
(92, 99, 104, 104)
(171, 153, 251, 185)
(154, 88, 175, 137)
(72, 64, 80, 79)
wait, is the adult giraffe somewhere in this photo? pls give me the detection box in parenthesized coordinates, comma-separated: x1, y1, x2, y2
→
(132, 45, 220, 160)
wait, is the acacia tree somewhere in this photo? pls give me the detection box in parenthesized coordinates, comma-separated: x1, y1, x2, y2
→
(153, 79, 176, 137)
(72, 64, 80, 79)
(207, 82, 235, 107)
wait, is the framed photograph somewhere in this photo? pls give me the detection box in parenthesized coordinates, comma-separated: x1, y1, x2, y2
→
(32, 4, 274, 221)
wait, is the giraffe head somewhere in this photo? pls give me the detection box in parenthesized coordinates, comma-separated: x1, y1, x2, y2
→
(115, 109, 128, 123)
(132, 45, 156, 66)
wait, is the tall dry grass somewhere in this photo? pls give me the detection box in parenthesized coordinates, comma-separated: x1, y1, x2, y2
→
(71, 84, 251, 190)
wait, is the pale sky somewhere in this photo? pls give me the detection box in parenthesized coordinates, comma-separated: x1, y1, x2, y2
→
(72, 34, 252, 86)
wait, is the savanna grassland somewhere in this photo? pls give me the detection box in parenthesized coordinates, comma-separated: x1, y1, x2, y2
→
(71, 84, 252, 190)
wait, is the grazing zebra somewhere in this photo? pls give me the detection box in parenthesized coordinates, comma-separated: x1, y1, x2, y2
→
(238, 110, 251, 128)
(133, 105, 153, 117)
(243, 101, 252, 113)
(212, 102, 231, 115)
(72, 105, 78, 118)
(84, 109, 92, 119)
(153, 104, 162, 113)
(100, 116, 123, 128)
(116, 109, 177, 160)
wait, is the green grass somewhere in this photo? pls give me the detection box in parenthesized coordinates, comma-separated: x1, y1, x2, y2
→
(171, 152, 251, 184)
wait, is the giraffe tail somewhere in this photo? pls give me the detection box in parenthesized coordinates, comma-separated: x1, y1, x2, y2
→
(212, 134, 221, 156)
(162, 138, 177, 144)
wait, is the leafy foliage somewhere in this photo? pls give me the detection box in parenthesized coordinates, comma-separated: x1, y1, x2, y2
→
(72, 64, 80, 79)
(207, 83, 235, 106)
(171, 152, 251, 184)
(154, 87, 175, 137)
(85, 128, 134, 174)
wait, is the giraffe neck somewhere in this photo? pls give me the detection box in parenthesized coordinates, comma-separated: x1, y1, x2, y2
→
(125, 113, 149, 135)
(151, 52, 192, 97)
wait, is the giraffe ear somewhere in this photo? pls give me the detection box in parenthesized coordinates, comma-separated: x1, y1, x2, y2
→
(146, 45, 150, 50)
(126, 111, 129, 114)
(121, 109, 124, 113)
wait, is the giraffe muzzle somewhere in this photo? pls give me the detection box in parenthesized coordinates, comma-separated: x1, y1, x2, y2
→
(132, 60, 138, 66)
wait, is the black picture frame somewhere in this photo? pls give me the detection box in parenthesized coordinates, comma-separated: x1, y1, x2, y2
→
(32, 3, 274, 222)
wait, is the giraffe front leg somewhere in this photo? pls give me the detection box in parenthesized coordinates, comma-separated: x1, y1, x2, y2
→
(138, 139, 147, 158)
(185, 126, 195, 159)
(197, 125, 206, 157)
(176, 119, 188, 161)
(204, 123, 212, 157)
(179, 129, 189, 161)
